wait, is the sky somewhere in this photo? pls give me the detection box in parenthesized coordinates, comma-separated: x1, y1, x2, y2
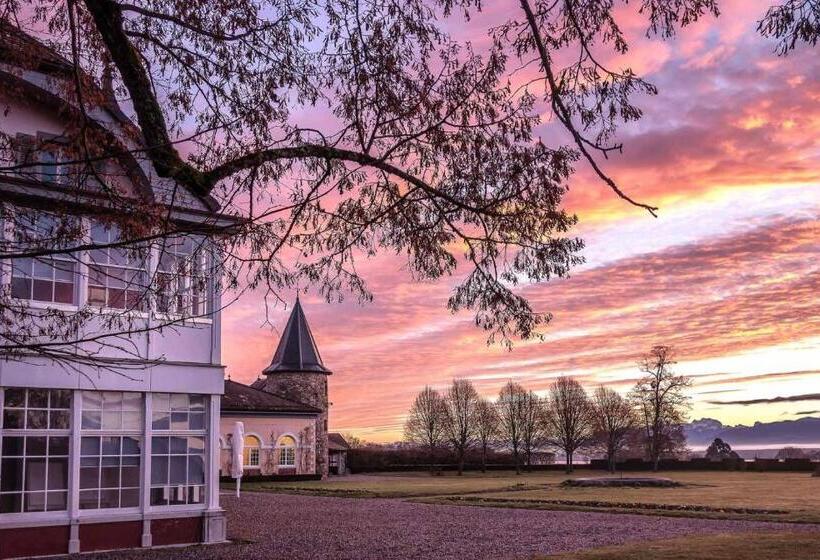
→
(221, 0, 820, 442)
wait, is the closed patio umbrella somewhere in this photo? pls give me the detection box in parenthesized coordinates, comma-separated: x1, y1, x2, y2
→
(231, 421, 245, 497)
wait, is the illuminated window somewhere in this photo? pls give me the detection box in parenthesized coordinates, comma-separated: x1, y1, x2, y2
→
(277, 435, 296, 467)
(156, 236, 210, 316)
(243, 435, 261, 468)
(10, 213, 76, 305)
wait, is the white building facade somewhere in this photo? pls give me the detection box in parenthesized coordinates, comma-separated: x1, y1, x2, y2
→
(0, 27, 230, 558)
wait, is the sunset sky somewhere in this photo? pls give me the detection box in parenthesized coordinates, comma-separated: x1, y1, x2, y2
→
(221, 0, 820, 442)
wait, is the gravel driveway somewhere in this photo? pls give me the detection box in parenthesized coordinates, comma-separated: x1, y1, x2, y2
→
(84, 492, 818, 560)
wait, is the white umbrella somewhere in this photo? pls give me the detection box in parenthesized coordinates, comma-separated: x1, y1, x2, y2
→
(231, 421, 245, 497)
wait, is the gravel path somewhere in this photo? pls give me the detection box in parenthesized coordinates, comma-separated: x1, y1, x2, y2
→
(86, 492, 819, 560)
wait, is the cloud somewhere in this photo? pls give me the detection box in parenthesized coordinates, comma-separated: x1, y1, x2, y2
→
(707, 394, 820, 406)
(794, 410, 820, 416)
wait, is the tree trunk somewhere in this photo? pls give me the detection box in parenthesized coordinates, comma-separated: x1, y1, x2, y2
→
(481, 443, 487, 473)
(429, 445, 435, 476)
(514, 450, 521, 475)
(457, 449, 464, 476)
(565, 451, 572, 474)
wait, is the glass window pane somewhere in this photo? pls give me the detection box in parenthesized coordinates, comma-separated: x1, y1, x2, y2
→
(32, 279, 53, 301)
(47, 458, 68, 490)
(32, 259, 53, 279)
(50, 390, 71, 409)
(189, 412, 205, 430)
(79, 490, 99, 510)
(2, 409, 24, 429)
(101, 437, 121, 456)
(188, 437, 205, 454)
(170, 437, 187, 454)
(121, 465, 140, 488)
(189, 395, 205, 411)
(28, 389, 49, 408)
(151, 456, 168, 485)
(46, 491, 67, 511)
(188, 455, 205, 485)
(122, 437, 140, 456)
(122, 393, 141, 411)
(171, 412, 188, 430)
(54, 281, 74, 304)
(152, 411, 170, 430)
(81, 437, 100, 456)
(150, 487, 168, 506)
(10, 277, 31, 299)
(0, 492, 23, 513)
(169, 456, 187, 484)
(122, 412, 141, 431)
(151, 437, 169, 455)
(25, 458, 46, 490)
(2, 436, 25, 456)
(48, 436, 69, 456)
(49, 410, 70, 430)
(187, 486, 203, 505)
(170, 394, 188, 411)
(100, 466, 120, 489)
(82, 391, 103, 410)
(82, 411, 101, 430)
(152, 394, 170, 412)
(27, 410, 48, 429)
(4, 388, 26, 408)
(102, 410, 122, 430)
(24, 491, 46, 512)
(120, 488, 139, 508)
(26, 437, 47, 456)
(80, 465, 100, 489)
(0, 457, 24, 491)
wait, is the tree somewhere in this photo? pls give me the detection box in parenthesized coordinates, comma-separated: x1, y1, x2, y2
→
(403, 386, 448, 474)
(442, 378, 479, 476)
(498, 381, 528, 475)
(775, 447, 808, 460)
(630, 346, 692, 472)
(474, 397, 500, 473)
(590, 386, 635, 473)
(704, 438, 739, 461)
(544, 376, 592, 473)
(1, 1, 810, 368)
(520, 390, 546, 471)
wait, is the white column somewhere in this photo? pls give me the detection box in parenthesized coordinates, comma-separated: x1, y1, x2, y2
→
(68, 390, 81, 553)
(141, 392, 153, 547)
(207, 394, 221, 510)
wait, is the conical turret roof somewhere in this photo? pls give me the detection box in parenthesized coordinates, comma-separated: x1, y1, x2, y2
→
(263, 298, 331, 375)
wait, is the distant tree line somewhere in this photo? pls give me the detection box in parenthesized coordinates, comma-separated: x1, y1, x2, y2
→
(404, 345, 691, 474)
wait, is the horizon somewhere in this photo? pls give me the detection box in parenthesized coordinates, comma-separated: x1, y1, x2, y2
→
(221, 0, 819, 443)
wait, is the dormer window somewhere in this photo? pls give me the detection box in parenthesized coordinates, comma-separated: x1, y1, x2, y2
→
(12, 134, 73, 186)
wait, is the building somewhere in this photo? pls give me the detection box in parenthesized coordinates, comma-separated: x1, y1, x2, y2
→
(328, 433, 351, 475)
(0, 26, 233, 558)
(220, 298, 335, 478)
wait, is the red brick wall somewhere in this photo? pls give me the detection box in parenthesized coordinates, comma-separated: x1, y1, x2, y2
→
(79, 521, 142, 552)
(151, 516, 203, 546)
(0, 525, 69, 559)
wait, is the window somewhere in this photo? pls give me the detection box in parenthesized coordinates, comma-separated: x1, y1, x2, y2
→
(150, 394, 207, 506)
(277, 435, 296, 467)
(88, 223, 147, 311)
(156, 236, 210, 316)
(78, 392, 142, 510)
(243, 435, 261, 468)
(10, 214, 76, 305)
(0, 389, 71, 513)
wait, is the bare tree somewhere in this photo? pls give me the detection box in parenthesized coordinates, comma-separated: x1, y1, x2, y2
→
(474, 397, 500, 473)
(629, 346, 692, 472)
(442, 378, 479, 476)
(590, 386, 635, 473)
(545, 376, 592, 474)
(404, 386, 448, 475)
(520, 390, 546, 471)
(497, 381, 527, 475)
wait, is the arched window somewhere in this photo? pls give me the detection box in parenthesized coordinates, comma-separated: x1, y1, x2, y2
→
(243, 435, 261, 468)
(277, 435, 296, 467)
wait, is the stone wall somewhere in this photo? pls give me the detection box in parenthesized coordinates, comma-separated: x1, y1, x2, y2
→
(257, 373, 329, 478)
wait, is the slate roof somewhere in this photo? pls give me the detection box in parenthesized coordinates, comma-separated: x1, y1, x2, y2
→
(263, 297, 331, 375)
(222, 379, 320, 414)
(328, 433, 350, 451)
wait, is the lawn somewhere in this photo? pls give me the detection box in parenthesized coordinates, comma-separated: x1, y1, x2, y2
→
(543, 531, 820, 559)
(239, 470, 820, 523)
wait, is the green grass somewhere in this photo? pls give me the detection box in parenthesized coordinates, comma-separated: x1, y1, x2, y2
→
(543, 531, 820, 559)
(237, 470, 820, 523)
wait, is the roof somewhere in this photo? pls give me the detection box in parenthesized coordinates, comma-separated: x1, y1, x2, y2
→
(222, 379, 321, 414)
(263, 297, 331, 375)
(328, 433, 350, 451)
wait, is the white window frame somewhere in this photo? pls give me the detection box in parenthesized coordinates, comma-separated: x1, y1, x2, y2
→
(276, 435, 297, 468)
